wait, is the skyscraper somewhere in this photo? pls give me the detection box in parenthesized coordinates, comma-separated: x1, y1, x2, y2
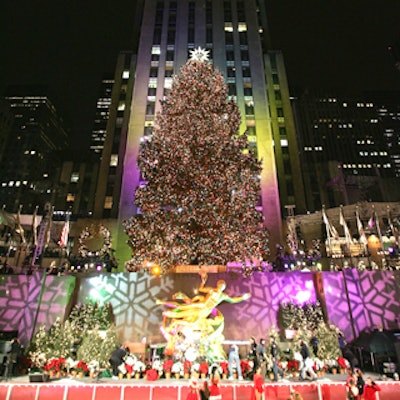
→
(1, 85, 69, 213)
(292, 91, 399, 211)
(89, 74, 115, 156)
(95, 0, 305, 261)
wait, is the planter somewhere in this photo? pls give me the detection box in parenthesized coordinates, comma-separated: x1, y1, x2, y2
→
(165, 372, 171, 379)
(175, 373, 180, 379)
(135, 373, 141, 379)
(201, 373, 206, 379)
(331, 368, 337, 375)
(184, 373, 190, 380)
(29, 373, 50, 382)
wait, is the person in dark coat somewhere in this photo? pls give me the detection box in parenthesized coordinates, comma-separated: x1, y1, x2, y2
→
(109, 345, 128, 378)
(8, 338, 22, 376)
(298, 339, 317, 381)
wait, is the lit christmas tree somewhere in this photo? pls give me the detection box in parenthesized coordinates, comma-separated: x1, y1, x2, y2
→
(124, 48, 269, 273)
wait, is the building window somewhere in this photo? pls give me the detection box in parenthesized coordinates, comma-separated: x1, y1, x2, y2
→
(243, 83, 253, 96)
(165, 66, 173, 77)
(70, 172, 79, 183)
(153, 28, 162, 44)
(146, 102, 155, 115)
(228, 83, 236, 96)
(239, 31, 248, 45)
(110, 154, 118, 167)
(104, 196, 113, 209)
(122, 70, 130, 79)
(227, 67, 236, 77)
(241, 50, 249, 61)
(225, 31, 233, 45)
(66, 193, 75, 202)
(167, 28, 176, 45)
(206, 28, 213, 44)
(242, 67, 251, 77)
(224, 22, 233, 32)
(238, 23, 247, 32)
(226, 50, 234, 61)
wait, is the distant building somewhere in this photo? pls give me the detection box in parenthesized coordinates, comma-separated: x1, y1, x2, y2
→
(93, 51, 135, 220)
(292, 90, 400, 212)
(89, 74, 115, 157)
(0, 99, 14, 166)
(54, 160, 99, 217)
(1, 86, 69, 213)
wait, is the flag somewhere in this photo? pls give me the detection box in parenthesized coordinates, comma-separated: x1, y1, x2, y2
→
(375, 209, 383, 247)
(322, 207, 339, 240)
(0, 206, 16, 228)
(368, 210, 375, 230)
(387, 206, 398, 245)
(32, 206, 38, 246)
(339, 206, 352, 245)
(356, 207, 368, 245)
(45, 206, 54, 246)
(60, 219, 70, 248)
(16, 205, 26, 244)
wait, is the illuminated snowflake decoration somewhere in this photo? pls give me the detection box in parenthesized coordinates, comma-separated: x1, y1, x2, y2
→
(189, 47, 210, 62)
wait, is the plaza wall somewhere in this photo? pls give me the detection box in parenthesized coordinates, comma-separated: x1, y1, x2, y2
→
(0, 271, 399, 347)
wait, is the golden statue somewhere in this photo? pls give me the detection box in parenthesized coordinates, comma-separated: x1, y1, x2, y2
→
(156, 272, 251, 361)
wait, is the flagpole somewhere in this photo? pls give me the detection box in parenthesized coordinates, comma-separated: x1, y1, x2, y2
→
(387, 205, 399, 252)
(356, 206, 368, 256)
(322, 205, 333, 258)
(340, 205, 352, 257)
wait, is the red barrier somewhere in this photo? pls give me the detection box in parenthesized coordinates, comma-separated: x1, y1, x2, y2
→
(9, 385, 37, 400)
(37, 385, 65, 400)
(1, 381, 399, 400)
(65, 385, 93, 400)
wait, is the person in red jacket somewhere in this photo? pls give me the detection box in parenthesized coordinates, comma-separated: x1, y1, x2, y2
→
(363, 377, 381, 400)
(251, 366, 264, 400)
(186, 378, 200, 400)
(209, 366, 222, 400)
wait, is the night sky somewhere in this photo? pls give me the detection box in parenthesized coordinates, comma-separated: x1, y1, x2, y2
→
(1, 1, 399, 152)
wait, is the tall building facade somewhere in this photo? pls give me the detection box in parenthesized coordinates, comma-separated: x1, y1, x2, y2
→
(89, 74, 115, 156)
(94, 52, 136, 220)
(0, 99, 14, 166)
(96, 0, 305, 259)
(292, 91, 399, 212)
(1, 86, 69, 214)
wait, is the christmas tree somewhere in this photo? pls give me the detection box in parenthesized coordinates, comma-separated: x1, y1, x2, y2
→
(124, 48, 269, 273)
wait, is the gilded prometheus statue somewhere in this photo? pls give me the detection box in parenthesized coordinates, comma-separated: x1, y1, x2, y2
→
(156, 272, 251, 361)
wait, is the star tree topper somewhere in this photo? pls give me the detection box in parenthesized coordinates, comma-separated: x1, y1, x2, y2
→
(189, 47, 210, 62)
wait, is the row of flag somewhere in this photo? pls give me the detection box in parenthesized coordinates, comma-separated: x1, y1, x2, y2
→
(322, 205, 398, 247)
(0, 205, 69, 249)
